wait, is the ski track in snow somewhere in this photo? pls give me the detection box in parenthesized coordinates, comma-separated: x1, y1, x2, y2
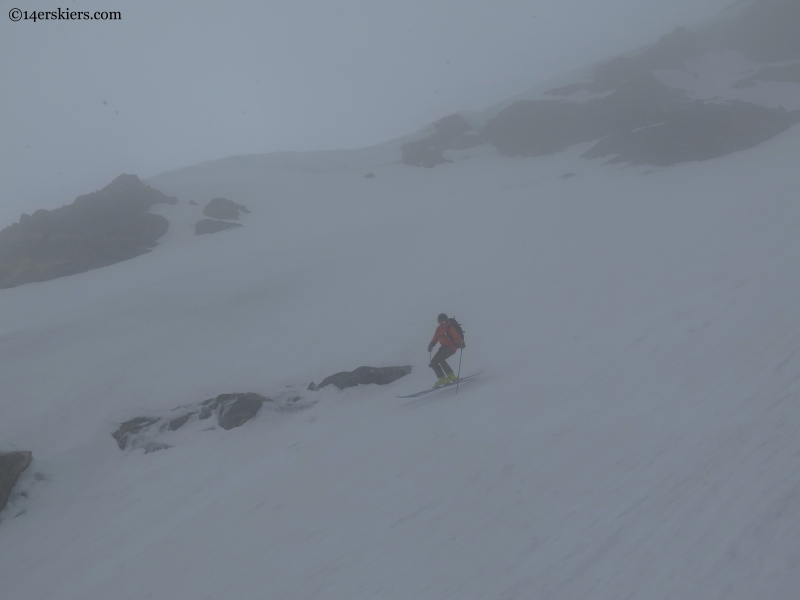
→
(1, 127, 800, 599)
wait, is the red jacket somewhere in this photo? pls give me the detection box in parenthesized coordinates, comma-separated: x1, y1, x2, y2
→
(430, 321, 464, 351)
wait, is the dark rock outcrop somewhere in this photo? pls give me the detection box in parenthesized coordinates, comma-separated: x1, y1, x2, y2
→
(312, 365, 412, 391)
(733, 63, 800, 88)
(188, 200, 198, 206)
(407, 0, 800, 169)
(143, 442, 172, 454)
(0, 451, 33, 514)
(217, 394, 267, 430)
(544, 0, 800, 92)
(202, 197, 250, 221)
(113, 416, 161, 450)
(581, 101, 798, 166)
(113, 393, 271, 451)
(167, 412, 193, 431)
(194, 219, 243, 235)
(198, 393, 268, 429)
(198, 397, 221, 420)
(364, 172, 375, 179)
(485, 70, 682, 157)
(402, 114, 476, 168)
(484, 68, 800, 166)
(0, 174, 177, 289)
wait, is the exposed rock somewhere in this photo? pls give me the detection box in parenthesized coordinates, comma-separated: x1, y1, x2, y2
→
(196, 393, 268, 428)
(401, 143, 445, 169)
(143, 442, 172, 454)
(199, 396, 222, 420)
(217, 393, 267, 430)
(195, 219, 243, 235)
(314, 365, 412, 391)
(484, 71, 682, 158)
(402, 114, 472, 167)
(112, 416, 161, 450)
(112, 393, 274, 452)
(409, 0, 800, 169)
(167, 412, 193, 431)
(733, 63, 800, 88)
(0, 451, 33, 514)
(561, 173, 577, 179)
(449, 131, 485, 150)
(582, 101, 799, 166)
(364, 172, 375, 179)
(0, 174, 177, 289)
(543, 0, 800, 93)
(188, 200, 198, 206)
(202, 197, 250, 221)
(483, 55, 799, 166)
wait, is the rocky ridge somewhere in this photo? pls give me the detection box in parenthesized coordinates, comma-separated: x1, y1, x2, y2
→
(202, 197, 251, 220)
(308, 365, 412, 391)
(114, 366, 413, 452)
(112, 392, 314, 453)
(402, 0, 800, 168)
(0, 174, 177, 289)
(195, 197, 250, 235)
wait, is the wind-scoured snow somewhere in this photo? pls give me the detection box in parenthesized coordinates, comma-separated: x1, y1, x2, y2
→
(1, 119, 800, 598)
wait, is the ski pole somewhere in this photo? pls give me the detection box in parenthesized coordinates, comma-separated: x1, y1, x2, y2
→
(455, 348, 463, 394)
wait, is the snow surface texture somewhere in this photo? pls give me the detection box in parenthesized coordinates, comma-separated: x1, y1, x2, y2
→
(2, 118, 800, 597)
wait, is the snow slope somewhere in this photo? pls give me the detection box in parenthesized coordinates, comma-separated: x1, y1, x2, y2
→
(2, 124, 800, 598)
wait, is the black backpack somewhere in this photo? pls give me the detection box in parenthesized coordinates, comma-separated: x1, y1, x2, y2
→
(446, 317, 465, 348)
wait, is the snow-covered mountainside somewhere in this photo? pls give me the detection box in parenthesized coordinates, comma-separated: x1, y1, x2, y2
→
(403, 0, 800, 167)
(2, 127, 799, 598)
(2, 1, 800, 598)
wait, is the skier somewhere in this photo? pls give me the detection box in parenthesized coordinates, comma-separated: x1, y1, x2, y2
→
(427, 313, 465, 388)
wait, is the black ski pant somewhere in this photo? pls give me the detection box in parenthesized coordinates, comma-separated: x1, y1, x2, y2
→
(429, 346, 456, 379)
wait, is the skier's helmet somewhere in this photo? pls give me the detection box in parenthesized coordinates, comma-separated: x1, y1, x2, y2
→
(437, 313, 448, 323)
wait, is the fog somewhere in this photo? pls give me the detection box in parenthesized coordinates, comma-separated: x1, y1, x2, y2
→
(1, 0, 734, 223)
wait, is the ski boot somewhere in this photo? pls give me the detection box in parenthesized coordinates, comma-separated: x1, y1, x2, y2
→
(433, 376, 449, 388)
(446, 372, 458, 383)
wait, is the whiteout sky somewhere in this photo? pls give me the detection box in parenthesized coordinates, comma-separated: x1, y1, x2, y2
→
(1, 0, 734, 223)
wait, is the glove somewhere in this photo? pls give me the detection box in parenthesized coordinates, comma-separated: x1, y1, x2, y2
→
(427, 343, 434, 353)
